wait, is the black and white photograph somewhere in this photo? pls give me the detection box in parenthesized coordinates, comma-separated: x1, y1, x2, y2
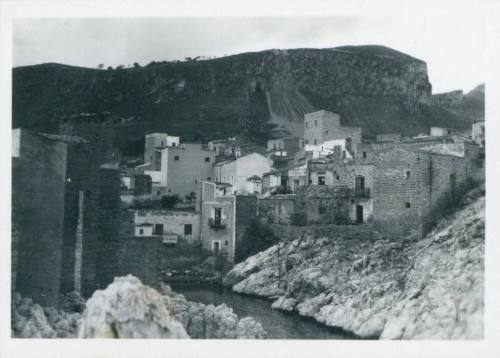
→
(1, 0, 499, 357)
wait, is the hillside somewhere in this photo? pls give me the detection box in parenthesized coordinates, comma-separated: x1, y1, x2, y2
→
(224, 188, 485, 339)
(13, 46, 478, 154)
(429, 84, 485, 124)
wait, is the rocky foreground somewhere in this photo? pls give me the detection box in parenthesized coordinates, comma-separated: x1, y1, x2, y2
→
(224, 192, 485, 339)
(12, 275, 266, 339)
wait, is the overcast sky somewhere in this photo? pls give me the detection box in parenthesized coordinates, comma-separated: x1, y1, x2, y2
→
(13, 17, 485, 94)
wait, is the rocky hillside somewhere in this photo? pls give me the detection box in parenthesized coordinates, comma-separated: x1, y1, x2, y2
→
(429, 84, 485, 124)
(224, 189, 485, 339)
(12, 275, 266, 339)
(13, 46, 475, 154)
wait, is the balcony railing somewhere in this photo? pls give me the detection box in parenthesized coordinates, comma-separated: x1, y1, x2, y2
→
(352, 187, 371, 198)
(209, 217, 226, 229)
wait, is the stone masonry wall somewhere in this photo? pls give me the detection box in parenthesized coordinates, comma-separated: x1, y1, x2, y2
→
(12, 131, 67, 307)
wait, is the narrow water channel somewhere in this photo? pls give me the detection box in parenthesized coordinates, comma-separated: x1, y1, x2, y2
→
(171, 283, 355, 339)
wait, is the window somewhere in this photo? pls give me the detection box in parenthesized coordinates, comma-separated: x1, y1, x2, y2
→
(336, 175, 340, 180)
(304, 140, 309, 144)
(405, 171, 411, 179)
(184, 224, 192, 235)
(174, 155, 180, 161)
(214, 208, 222, 226)
(314, 120, 317, 127)
(139, 229, 144, 235)
(225, 240, 229, 246)
(205, 157, 210, 162)
(273, 143, 277, 150)
(207, 177, 212, 181)
(405, 202, 411, 208)
(363, 151, 367, 159)
(194, 179, 198, 183)
(153, 224, 164, 235)
(319, 204, 326, 214)
(318, 175, 326, 185)
(342, 150, 346, 159)
(314, 139, 317, 145)
(161, 141, 165, 146)
(172, 142, 176, 147)
(157, 190, 160, 195)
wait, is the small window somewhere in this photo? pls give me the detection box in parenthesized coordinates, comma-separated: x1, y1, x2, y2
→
(172, 142, 176, 147)
(139, 229, 144, 235)
(305, 140, 309, 144)
(318, 175, 326, 185)
(405, 171, 411, 179)
(314, 120, 317, 127)
(336, 175, 340, 180)
(363, 151, 367, 159)
(314, 139, 317, 145)
(319, 204, 326, 214)
(325, 130, 329, 135)
(342, 150, 346, 159)
(184, 224, 192, 235)
(273, 143, 277, 150)
(225, 240, 229, 246)
(405, 202, 411, 208)
(161, 141, 165, 146)
(207, 177, 212, 181)
(194, 179, 197, 183)
(157, 190, 160, 195)
(205, 157, 210, 162)
(174, 155, 180, 161)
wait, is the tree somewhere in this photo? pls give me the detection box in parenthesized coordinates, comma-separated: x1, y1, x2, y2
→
(133, 62, 141, 68)
(160, 195, 181, 209)
(97, 64, 104, 69)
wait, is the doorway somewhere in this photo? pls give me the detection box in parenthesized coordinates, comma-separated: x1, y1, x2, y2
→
(213, 241, 220, 254)
(356, 205, 364, 224)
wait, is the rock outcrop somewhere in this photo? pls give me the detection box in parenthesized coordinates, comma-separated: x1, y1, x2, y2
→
(11, 293, 81, 338)
(224, 191, 485, 339)
(13, 275, 266, 339)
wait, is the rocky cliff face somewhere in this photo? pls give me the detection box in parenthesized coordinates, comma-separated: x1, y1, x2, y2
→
(12, 275, 266, 339)
(224, 189, 484, 339)
(13, 46, 471, 154)
(429, 84, 485, 124)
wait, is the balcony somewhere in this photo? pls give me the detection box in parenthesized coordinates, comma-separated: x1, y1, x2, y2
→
(352, 187, 371, 198)
(209, 217, 226, 229)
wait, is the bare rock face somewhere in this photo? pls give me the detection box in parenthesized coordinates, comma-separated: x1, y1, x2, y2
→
(78, 275, 189, 338)
(160, 284, 267, 339)
(225, 194, 485, 339)
(11, 293, 81, 338)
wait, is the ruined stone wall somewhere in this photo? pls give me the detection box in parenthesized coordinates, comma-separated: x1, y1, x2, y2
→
(295, 186, 350, 225)
(267, 223, 376, 242)
(257, 195, 295, 224)
(236, 195, 258, 226)
(94, 168, 122, 292)
(12, 131, 67, 307)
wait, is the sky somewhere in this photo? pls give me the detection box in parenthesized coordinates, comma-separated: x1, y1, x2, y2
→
(13, 17, 485, 94)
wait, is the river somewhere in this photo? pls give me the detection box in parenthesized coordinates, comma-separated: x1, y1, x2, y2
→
(171, 283, 355, 339)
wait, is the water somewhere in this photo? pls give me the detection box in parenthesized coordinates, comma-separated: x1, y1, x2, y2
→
(171, 283, 354, 339)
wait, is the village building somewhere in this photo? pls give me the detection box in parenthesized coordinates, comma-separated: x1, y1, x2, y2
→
(430, 127, 456, 137)
(262, 170, 282, 194)
(303, 110, 362, 157)
(246, 175, 263, 194)
(199, 181, 237, 263)
(144, 133, 180, 166)
(472, 120, 485, 148)
(132, 209, 201, 244)
(139, 136, 216, 198)
(213, 153, 273, 194)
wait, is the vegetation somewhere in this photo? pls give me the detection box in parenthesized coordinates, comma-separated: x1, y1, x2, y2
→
(160, 194, 181, 209)
(235, 219, 278, 263)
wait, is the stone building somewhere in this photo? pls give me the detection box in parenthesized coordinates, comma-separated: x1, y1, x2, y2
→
(144, 133, 180, 167)
(472, 120, 485, 148)
(199, 181, 237, 263)
(303, 110, 362, 157)
(213, 153, 273, 194)
(372, 145, 472, 238)
(12, 129, 67, 307)
(132, 209, 201, 244)
(142, 141, 216, 198)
